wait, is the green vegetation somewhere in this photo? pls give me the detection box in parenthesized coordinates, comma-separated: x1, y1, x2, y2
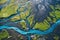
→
(50, 5, 60, 19)
(54, 35, 59, 40)
(0, 0, 7, 4)
(0, 0, 60, 40)
(0, 0, 31, 30)
(27, 15, 34, 26)
(0, 4, 18, 18)
(33, 4, 60, 31)
(20, 21, 27, 29)
(0, 30, 9, 40)
(0, 0, 60, 31)
(34, 19, 50, 31)
(55, 5, 60, 19)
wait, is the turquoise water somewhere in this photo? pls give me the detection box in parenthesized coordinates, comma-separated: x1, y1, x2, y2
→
(0, 20, 60, 35)
(0, 0, 60, 40)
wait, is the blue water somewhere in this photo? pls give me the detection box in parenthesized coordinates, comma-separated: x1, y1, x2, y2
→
(0, 20, 60, 35)
(0, 0, 60, 40)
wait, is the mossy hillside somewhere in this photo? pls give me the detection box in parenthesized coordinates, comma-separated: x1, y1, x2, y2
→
(0, 30, 9, 40)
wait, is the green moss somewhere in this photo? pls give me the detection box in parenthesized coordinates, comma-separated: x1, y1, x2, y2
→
(0, 30, 9, 40)
(54, 35, 59, 40)
(34, 20, 50, 31)
(55, 5, 60, 10)
(0, 2, 18, 18)
(55, 10, 60, 19)
(27, 15, 34, 26)
(50, 4, 60, 19)
(20, 21, 27, 29)
(0, 0, 7, 4)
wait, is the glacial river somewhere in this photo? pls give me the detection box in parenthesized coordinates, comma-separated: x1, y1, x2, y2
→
(0, 20, 60, 35)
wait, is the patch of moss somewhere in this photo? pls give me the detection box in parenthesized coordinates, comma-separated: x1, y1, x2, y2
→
(0, 30, 9, 40)
(34, 19, 50, 31)
(0, 0, 7, 4)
